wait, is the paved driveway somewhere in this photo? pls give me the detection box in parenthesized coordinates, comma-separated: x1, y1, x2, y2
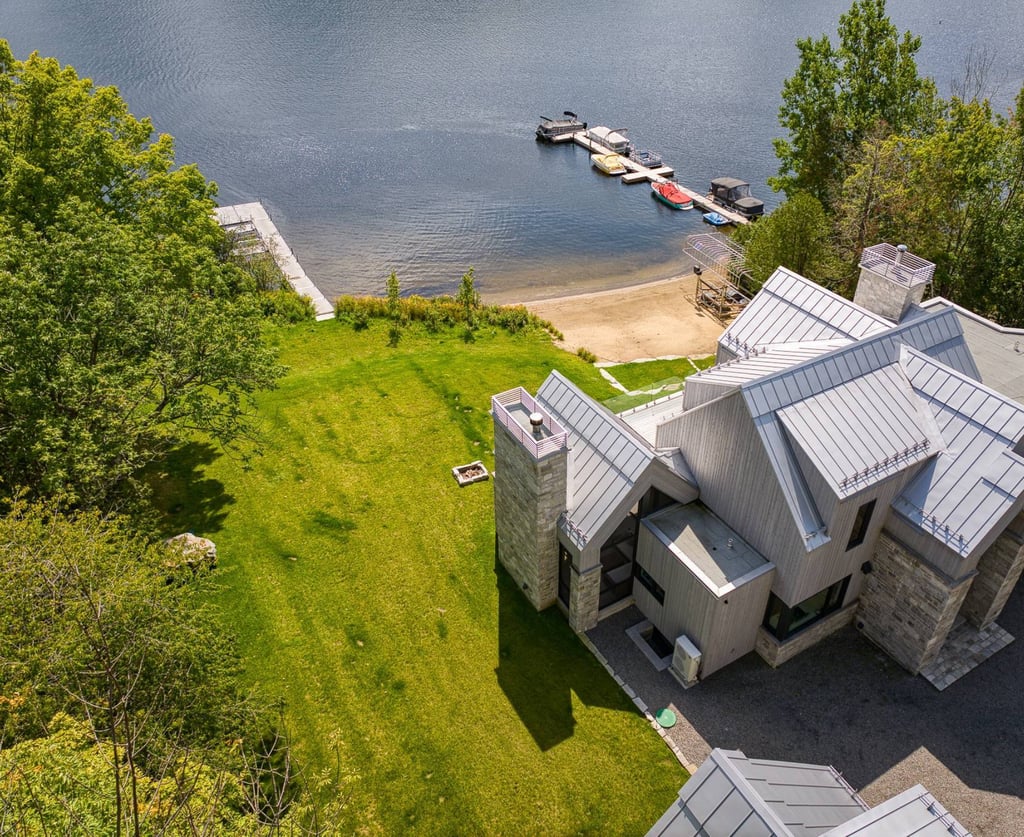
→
(587, 584, 1024, 836)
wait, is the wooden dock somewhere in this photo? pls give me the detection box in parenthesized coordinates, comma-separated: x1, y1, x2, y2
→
(214, 202, 335, 320)
(564, 131, 750, 225)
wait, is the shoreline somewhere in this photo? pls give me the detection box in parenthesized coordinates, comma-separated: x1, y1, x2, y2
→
(510, 270, 724, 364)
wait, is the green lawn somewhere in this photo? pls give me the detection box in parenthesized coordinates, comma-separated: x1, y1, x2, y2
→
(605, 356, 715, 393)
(155, 320, 686, 835)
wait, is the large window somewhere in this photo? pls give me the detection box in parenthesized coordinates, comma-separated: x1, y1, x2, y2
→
(762, 576, 850, 641)
(846, 499, 876, 550)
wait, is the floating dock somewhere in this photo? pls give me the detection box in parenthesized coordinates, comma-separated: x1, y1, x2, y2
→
(215, 202, 335, 320)
(553, 130, 751, 225)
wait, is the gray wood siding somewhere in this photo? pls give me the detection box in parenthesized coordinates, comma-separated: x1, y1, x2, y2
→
(656, 392, 809, 598)
(634, 522, 774, 676)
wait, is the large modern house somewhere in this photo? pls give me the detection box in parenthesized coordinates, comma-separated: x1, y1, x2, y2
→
(491, 244, 1024, 684)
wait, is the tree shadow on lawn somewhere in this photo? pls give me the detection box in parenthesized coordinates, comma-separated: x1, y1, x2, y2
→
(147, 441, 236, 537)
(494, 558, 632, 752)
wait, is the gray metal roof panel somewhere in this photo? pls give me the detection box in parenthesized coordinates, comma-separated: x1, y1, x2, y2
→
(754, 416, 830, 550)
(536, 371, 656, 545)
(919, 297, 1024, 402)
(720, 268, 890, 354)
(777, 365, 938, 496)
(821, 784, 970, 837)
(896, 348, 1024, 556)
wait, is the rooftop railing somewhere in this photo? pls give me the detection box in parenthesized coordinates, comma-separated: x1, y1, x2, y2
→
(859, 243, 935, 288)
(492, 388, 568, 460)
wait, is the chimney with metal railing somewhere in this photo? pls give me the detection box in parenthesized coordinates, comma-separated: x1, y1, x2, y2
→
(854, 243, 936, 323)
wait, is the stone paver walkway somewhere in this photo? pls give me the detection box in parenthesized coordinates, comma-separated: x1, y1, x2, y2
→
(919, 619, 1014, 690)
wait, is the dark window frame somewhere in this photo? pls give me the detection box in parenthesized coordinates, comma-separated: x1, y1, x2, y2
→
(633, 561, 665, 605)
(762, 575, 851, 641)
(558, 544, 572, 607)
(846, 499, 877, 550)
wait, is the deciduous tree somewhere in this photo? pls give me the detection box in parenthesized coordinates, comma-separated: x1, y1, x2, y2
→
(0, 41, 282, 511)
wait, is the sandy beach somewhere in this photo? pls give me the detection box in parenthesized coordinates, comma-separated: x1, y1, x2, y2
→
(517, 272, 724, 363)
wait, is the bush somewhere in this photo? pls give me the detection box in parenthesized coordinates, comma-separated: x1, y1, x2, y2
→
(333, 290, 561, 339)
(262, 289, 315, 323)
(576, 347, 598, 363)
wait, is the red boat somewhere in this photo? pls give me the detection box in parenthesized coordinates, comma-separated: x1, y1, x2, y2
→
(651, 181, 694, 210)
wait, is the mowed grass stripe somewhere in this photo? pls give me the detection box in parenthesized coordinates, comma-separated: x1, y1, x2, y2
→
(162, 321, 685, 834)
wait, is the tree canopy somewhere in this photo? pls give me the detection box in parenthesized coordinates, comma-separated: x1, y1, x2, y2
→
(772, 0, 936, 209)
(0, 40, 282, 511)
(769, 1, 1024, 323)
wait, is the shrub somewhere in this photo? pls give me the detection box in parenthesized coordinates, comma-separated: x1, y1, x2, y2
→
(262, 289, 315, 323)
(576, 347, 598, 363)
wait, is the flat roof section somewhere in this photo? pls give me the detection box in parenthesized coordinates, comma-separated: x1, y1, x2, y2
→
(643, 503, 771, 596)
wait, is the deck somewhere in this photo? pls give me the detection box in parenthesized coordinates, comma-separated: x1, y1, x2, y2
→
(214, 202, 335, 320)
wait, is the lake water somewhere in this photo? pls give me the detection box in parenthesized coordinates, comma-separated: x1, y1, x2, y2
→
(3, 0, 1022, 301)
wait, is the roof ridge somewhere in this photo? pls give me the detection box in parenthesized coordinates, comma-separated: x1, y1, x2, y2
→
(542, 370, 656, 456)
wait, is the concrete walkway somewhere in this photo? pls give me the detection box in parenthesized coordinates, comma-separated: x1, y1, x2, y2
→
(585, 584, 1024, 837)
(215, 202, 334, 321)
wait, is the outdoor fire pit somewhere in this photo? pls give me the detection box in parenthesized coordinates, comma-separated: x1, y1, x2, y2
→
(452, 460, 489, 486)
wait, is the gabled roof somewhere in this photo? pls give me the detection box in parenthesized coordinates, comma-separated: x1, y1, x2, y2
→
(894, 347, 1024, 558)
(536, 371, 695, 548)
(822, 784, 971, 836)
(695, 309, 980, 550)
(778, 364, 941, 499)
(646, 749, 867, 837)
(720, 268, 890, 356)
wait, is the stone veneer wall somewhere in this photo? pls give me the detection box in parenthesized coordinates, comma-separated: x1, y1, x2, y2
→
(960, 530, 1024, 630)
(852, 266, 926, 322)
(492, 420, 567, 611)
(568, 565, 601, 633)
(857, 532, 973, 673)
(754, 603, 858, 668)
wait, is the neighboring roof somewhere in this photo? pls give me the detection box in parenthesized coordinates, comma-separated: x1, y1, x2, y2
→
(918, 297, 1024, 404)
(720, 269, 890, 356)
(894, 347, 1024, 558)
(822, 784, 971, 837)
(643, 504, 772, 596)
(535, 371, 695, 548)
(777, 364, 941, 499)
(646, 749, 866, 837)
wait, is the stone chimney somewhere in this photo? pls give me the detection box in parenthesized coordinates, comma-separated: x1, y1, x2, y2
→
(854, 243, 935, 323)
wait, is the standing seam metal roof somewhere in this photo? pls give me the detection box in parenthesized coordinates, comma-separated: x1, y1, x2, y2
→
(895, 347, 1024, 557)
(646, 749, 867, 837)
(777, 364, 940, 498)
(720, 268, 891, 353)
(536, 371, 657, 546)
(731, 309, 976, 549)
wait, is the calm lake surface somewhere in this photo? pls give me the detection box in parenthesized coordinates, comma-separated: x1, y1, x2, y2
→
(3, 1, 1022, 301)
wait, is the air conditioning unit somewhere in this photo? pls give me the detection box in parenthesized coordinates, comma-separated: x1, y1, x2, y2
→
(670, 634, 701, 688)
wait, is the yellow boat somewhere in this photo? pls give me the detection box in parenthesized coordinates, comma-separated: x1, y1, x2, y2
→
(591, 153, 626, 175)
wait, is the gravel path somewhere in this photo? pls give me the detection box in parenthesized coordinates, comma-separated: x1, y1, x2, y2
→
(586, 585, 1024, 836)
